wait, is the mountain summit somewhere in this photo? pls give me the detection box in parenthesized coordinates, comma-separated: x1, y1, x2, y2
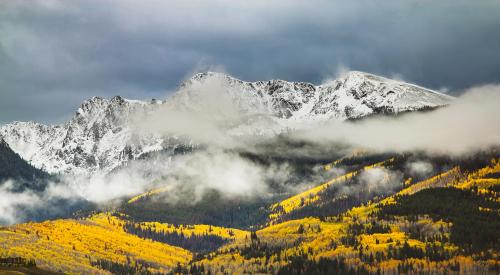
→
(0, 71, 453, 174)
(176, 71, 453, 120)
(0, 97, 166, 174)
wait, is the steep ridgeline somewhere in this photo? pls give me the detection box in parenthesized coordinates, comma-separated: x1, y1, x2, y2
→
(0, 97, 171, 174)
(0, 71, 453, 174)
(176, 71, 453, 121)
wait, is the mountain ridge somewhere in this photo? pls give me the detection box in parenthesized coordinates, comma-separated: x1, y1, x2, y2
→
(178, 71, 453, 120)
(0, 71, 454, 174)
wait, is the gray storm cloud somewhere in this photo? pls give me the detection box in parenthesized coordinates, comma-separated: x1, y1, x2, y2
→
(1, 0, 500, 124)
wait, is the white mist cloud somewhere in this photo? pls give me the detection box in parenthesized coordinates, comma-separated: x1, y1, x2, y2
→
(334, 167, 403, 198)
(139, 70, 500, 157)
(356, 168, 402, 194)
(321, 64, 351, 85)
(0, 147, 297, 224)
(49, 169, 154, 204)
(293, 84, 500, 154)
(127, 81, 500, 209)
(155, 149, 272, 203)
(2, 82, 498, 225)
(0, 155, 174, 224)
(133, 74, 281, 149)
(406, 161, 434, 178)
(0, 181, 42, 224)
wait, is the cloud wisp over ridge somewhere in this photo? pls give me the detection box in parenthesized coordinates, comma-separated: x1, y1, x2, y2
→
(0, 82, 499, 224)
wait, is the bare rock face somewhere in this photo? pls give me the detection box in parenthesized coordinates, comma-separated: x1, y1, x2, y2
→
(0, 71, 453, 174)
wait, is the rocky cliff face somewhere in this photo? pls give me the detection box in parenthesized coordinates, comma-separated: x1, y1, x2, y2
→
(176, 71, 453, 121)
(0, 96, 169, 174)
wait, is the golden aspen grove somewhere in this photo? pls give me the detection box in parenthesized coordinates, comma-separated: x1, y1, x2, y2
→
(1, 153, 499, 274)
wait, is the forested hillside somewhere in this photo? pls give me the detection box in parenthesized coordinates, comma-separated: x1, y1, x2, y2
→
(0, 151, 498, 274)
(0, 138, 50, 190)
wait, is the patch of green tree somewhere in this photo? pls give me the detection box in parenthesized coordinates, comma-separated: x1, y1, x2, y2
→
(0, 139, 50, 191)
(123, 222, 228, 254)
(239, 232, 284, 260)
(0, 257, 61, 275)
(274, 171, 399, 224)
(276, 255, 369, 275)
(121, 189, 270, 229)
(379, 187, 500, 254)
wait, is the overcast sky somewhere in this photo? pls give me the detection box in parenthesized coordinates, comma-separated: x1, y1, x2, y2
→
(1, 0, 499, 124)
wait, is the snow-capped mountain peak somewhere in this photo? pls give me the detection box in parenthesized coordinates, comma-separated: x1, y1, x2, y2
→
(1, 71, 453, 174)
(1, 97, 166, 174)
(177, 71, 453, 120)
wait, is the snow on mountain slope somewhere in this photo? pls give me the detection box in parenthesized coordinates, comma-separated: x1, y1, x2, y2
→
(0, 71, 453, 174)
(176, 71, 453, 121)
(0, 96, 168, 174)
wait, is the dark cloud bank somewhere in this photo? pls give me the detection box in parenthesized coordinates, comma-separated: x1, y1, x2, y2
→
(1, 0, 500, 124)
